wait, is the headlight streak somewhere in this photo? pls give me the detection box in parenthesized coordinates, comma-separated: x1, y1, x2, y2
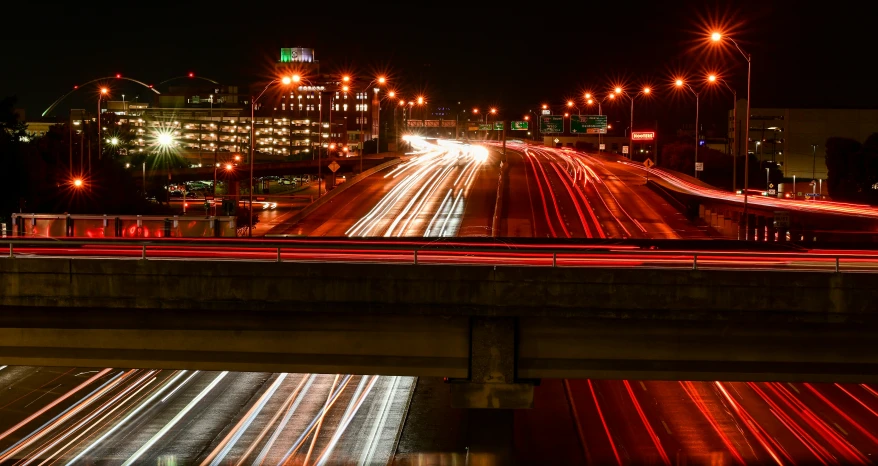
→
(0, 369, 121, 462)
(65, 370, 191, 465)
(348, 139, 488, 238)
(22, 370, 157, 465)
(202, 373, 288, 466)
(122, 371, 229, 466)
(359, 376, 401, 465)
(274, 375, 354, 465)
(424, 189, 453, 237)
(161, 370, 200, 402)
(314, 376, 380, 466)
(250, 374, 317, 466)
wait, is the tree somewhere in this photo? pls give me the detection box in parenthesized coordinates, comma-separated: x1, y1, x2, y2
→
(825, 137, 863, 201)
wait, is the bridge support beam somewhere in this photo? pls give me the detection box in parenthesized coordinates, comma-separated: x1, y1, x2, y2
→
(450, 317, 535, 409)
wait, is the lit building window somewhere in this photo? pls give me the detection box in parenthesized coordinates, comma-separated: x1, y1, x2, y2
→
(343, 104, 348, 111)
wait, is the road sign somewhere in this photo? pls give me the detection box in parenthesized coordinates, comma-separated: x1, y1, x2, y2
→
(599, 143, 606, 150)
(328, 161, 340, 173)
(541, 109, 551, 115)
(622, 146, 629, 154)
(540, 115, 564, 133)
(477, 124, 492, 131)
(553, 138, 560, 144)
(570, 115, 607, 134)
(643, 158, 654, 169)
(773, 211, 790, 228)
(493, 121, 504, 130)
(695, 162, 704, 172)
(511, 121, 529, 130)
(632, 131, 655, 141)
(468, 126, 479, 131)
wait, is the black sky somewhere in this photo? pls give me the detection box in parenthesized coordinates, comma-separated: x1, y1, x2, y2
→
(3, 1, 877, 131)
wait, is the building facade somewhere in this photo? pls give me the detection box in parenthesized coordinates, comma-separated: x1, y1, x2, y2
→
(729, 102, 878, 180)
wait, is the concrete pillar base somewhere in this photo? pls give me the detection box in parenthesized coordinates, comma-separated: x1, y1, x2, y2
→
(449, 382, 535, 409)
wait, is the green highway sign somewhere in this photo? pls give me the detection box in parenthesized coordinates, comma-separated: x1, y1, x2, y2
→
(511, 121, 529, 130)
(493, 122, 504, 130)
(478, 124, 492, 130)
(571, 115, 607, 134)
(540, 115, 564, 133)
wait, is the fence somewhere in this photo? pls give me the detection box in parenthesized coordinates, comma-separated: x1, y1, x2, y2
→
(11, 214, 237, 238)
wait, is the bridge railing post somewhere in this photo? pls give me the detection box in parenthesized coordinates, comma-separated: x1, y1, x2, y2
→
(8, 243, 12, 258)
(552, 252, 557, 268)
(277, 247, 282, 263)
(836, 256, 840, 273)
(414, 249, 418, 265)
(693, 254, 698, 270)
(141, 245, 147, 260)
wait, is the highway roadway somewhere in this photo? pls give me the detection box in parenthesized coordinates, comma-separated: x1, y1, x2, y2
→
(0, 366, 413, 464)
(495, 143, 878, 464)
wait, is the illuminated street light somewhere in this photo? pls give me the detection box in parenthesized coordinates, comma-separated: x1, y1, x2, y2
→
(388, 91, 395, 98)
(417, 96, 425, 105)
(342, 75, 351, 83)
(542, 104, 548, 110)
(225, 163, 233, 170)
(584, 93, 592, 99)
(291, 74, 301, 83)
(711, 29, 753, 238)
(281, 76, 292, 85)
(524, 115, 530, 120)
(378, 76, 386, 84)
(490, 108, 496, 114)
(157, 133, 174, 146)
(110, 137, 119, 145)
(342, 85, 349, 92)
(614, 87, 622, 94)
(399, 100, 406, 106)
(73, 178, 83, 188)
(708, 74, 717, 82)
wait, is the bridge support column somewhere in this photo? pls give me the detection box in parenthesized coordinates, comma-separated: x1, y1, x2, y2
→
(323, 173, 336, 191)
(450, 317, 534, 409)
(755, 216, 766, 242)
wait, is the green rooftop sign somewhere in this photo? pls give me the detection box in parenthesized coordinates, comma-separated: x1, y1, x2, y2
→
(571, 115, 607, 134)
(511, 121, 529, 130)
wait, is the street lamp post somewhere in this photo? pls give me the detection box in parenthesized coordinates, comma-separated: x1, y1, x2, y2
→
(712, 31, 752, 239)
(675, 79, 700, 178)
(616, 86, 650, 159)
(811, 143, 817, 180)
(594, 93, 615, 151)
(248, 75, 293, 237)
(709, 75, 738, 191)
(97, 87, 108, 164)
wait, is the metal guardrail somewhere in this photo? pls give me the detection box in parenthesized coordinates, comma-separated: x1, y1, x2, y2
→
(2, 238, 876, 273)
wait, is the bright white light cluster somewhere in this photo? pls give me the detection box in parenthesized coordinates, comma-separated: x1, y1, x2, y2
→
(347, 137, 491, 237)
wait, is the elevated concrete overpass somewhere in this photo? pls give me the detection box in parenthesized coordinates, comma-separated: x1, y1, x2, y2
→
(1, 245, 876, 407)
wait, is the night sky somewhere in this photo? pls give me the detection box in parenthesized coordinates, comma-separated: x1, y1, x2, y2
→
(3, 1, 876, 133)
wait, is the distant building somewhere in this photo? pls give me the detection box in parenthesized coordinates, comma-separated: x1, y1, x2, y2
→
(729, 102, 878, 180)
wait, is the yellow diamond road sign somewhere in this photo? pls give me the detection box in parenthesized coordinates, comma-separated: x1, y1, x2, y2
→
(643, 158, 655, 169)
(328, 161, 340, 173)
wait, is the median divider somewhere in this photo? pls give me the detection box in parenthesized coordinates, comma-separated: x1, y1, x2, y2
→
(492, 160, 508, 237)
(278, 157, 405, 230)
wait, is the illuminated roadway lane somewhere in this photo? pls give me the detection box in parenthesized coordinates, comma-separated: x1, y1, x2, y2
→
(500, 142, 878, 464)
(0, 368, 414, 464)
(501, 143, 710, 240)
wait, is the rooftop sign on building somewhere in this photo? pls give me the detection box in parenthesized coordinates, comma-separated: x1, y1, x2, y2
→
(280, 47, 314, 63)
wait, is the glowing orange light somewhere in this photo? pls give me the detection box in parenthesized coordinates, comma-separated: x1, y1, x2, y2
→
(234, 155, 241, 161)
(399, 100, 406, 106)
(567, 101, 574, 107)
(225, 164, 233, 170)
(292, 74, 302, 82)
(342, 146, 349, 151)
(607, 124, 612, 129)
(330, 143, 336, 149)
(188, 72, 195, 77)
(490, 108, 496, 114)
(711, 32, 722, 42)
(342, 85, 349, 92)
(643, 87, 651, 94)
(587, 99, 593, 105)
(417, 96, 424, 105)
(388, 91, 395, 97)
(473, 108, 479, 113)
(524, 115, 530, 120)
(115, 73, 121, 78)
(614, 87, 622, 94)
(377, 76, 386, 84)
(342, 75, 351, 82)
(708, 74, 717, 82)
(281, 76, 292, 85)
(542, 104, 548, 109)
(100, 87, 109, 95)
(675, 79, 684, 87)
(73, 178, 83, 187)
(609, 94, 615, 99)
(564, 112, 570, 117)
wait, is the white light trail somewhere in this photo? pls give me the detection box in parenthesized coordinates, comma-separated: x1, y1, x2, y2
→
(161, 370, 199, 403)
(251, 374, 317, 466)
(315, 376, 379, 466)
(359, 376, 400, 466)
(64, 370, 190, 465)
(203, 373, 287, 466)
(424, 189, 452, 237)
(123, 371, 228, 466)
